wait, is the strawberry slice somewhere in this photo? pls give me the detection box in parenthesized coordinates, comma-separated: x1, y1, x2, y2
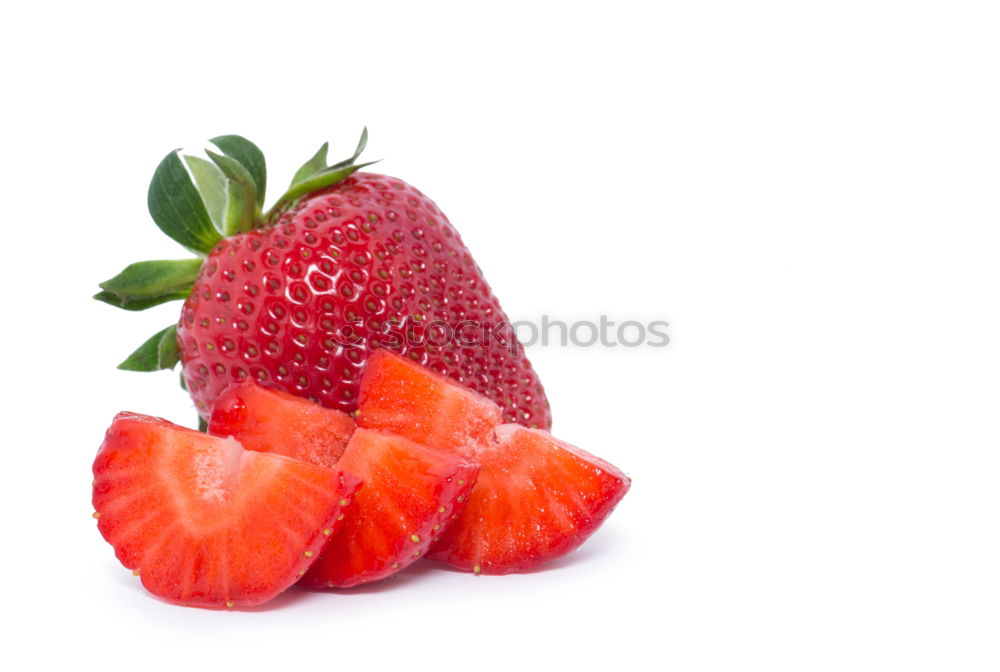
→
(92, 412, 360, 608)
(209, 382, 356, 468)
(300, 428, 479, 588)
(356, 351, 630, 574)
(357, 349, 504, 457)
(427, 425, 630, 574)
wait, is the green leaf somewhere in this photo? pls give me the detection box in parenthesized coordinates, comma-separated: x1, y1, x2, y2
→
(206, 150, 259, 236)
(290, 142, 329, 188)
(95, 258, 200, 311)
(184, 156, 227, 232)
(118, 325, 179, 371)
(329, 127, 369, 171)
(298, 161, 376, 196)
(94, 289, 190, 311)
(211, 135, 267, 208)
(147, 150, 222, 254)
(262, 128, 374, 223)
(157, 324, 180, 369)
(197, 416, 208, 432)
(99, 259, 203, 299)
(266, 161, 378, 222)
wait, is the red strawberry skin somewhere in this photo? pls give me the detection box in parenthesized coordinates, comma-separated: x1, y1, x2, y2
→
(300, 428, 479, 588)
(427, 425, 630, 574)
(92, 412, 360, 608)
(177, 172, 551, 429)
(209, 381, 356, 468)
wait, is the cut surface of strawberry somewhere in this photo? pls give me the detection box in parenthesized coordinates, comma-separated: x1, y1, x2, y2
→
(92, 412, 360, 608)
(426, 424, 630, 574)
(209, 382, 355, 468)
(356, 352, 629, 573)
(357, 349, 504, 458)
(299, 428, 480, 588)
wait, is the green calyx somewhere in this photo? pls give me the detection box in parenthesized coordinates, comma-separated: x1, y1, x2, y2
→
(267, 128, 376, 223)
(96, 129, 374, 373)
(117, 324, 180, 371)
(95, 259, 203, 310)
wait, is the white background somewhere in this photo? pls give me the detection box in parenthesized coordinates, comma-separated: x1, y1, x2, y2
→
(2, 1, 998, 670)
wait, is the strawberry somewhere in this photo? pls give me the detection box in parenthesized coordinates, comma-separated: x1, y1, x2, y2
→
(207, 382, 479, 588)
(92, 412, 360, 608)
(301, 429, 479, 588)
(427, 424, 630, 574)
(209, 381, 355, 467)
(357, 348, 503, 457)
(95, 132, 551, 430)
(357, 350, 630, 574)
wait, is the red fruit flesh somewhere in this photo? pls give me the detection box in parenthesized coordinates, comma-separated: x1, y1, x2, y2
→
(177, 172, 551, 429)
(355, 352, 629, 574)
(92, 412, 359, 608)
(300, 428, 479, 588)
(357, 349, 503, 458)
(209, 382, 355, 468)
(427, 425, 630, 574)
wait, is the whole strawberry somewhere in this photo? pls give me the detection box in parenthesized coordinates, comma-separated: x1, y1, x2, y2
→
(96, 132, 552, 429)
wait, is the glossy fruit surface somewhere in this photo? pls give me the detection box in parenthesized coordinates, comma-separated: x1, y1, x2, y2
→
(176, 172, 551, 428)
(209, 381, 355, 467)
(92, 412, 359, 608)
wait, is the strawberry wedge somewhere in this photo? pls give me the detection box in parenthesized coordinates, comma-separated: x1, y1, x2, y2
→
(357, 349, 503, 457)
(426, 424, 630, 574)
(302, 429, 479, 588)
(209, 382, 356, 467)
(357, 350, 630, 574)
(92, 412, 359, 608)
